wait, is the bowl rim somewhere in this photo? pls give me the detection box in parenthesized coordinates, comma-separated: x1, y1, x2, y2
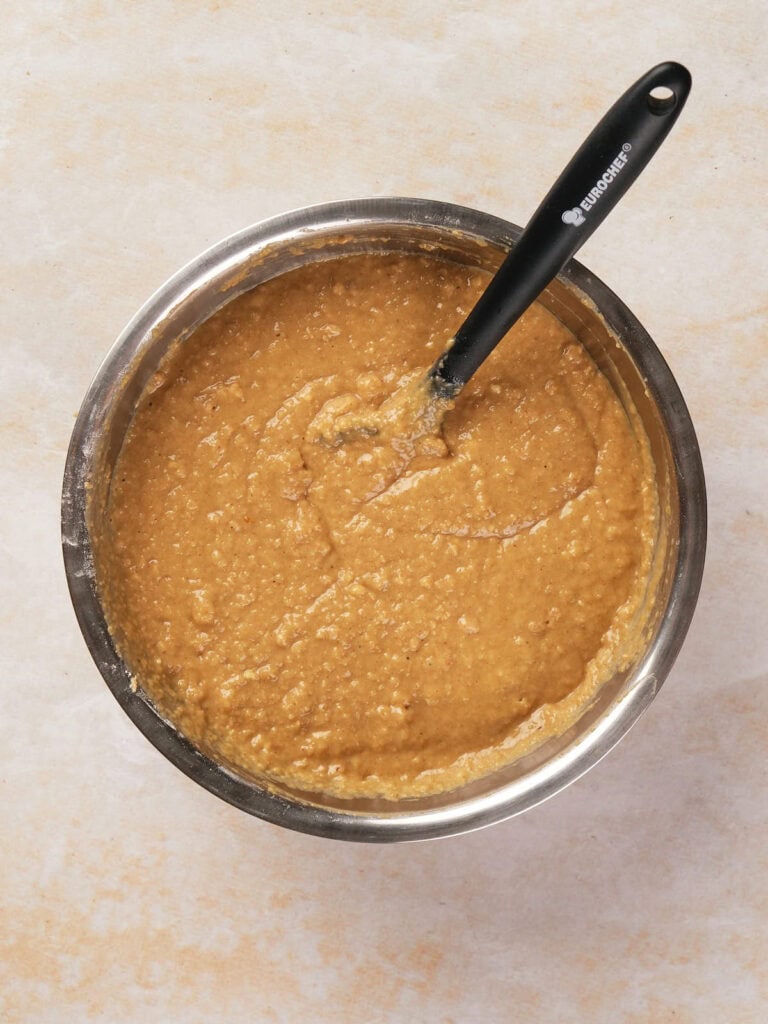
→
(61, 196, 707, 842)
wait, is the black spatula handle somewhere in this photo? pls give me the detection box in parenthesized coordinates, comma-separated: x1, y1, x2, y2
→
(432, 61, 692, 396)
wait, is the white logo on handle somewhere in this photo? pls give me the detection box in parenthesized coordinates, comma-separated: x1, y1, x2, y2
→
(561, 143, 632, 226)
(562, 208, 585, 226)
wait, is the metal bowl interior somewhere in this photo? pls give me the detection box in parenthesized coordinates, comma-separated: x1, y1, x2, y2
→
(62, 198, 706, 842)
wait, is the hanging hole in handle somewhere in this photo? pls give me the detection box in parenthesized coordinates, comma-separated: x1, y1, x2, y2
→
(647, 85, 677, 114)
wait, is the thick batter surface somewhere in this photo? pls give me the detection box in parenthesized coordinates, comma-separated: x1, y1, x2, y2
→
(97, 253, 657, 798)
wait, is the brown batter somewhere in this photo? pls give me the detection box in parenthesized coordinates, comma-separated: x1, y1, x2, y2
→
(96, 253, 657, 799)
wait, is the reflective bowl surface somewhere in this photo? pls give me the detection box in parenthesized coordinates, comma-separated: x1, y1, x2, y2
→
(62, 198, 706, 841)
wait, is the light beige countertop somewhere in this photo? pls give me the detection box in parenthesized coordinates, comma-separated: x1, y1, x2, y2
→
(2, 3, 766, 1021)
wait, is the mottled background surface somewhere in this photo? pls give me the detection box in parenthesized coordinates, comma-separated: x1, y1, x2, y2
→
(2, 2, 766, 1021)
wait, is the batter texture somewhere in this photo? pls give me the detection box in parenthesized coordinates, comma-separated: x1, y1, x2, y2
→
(96, 253, 657, 798)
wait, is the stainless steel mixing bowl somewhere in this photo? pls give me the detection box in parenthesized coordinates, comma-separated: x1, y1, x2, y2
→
(61, 198, 706, 842)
